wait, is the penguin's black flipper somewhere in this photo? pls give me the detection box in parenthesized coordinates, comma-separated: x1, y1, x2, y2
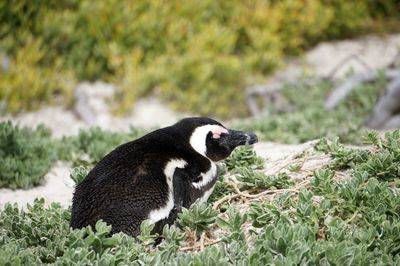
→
(173, 168, 192, 209)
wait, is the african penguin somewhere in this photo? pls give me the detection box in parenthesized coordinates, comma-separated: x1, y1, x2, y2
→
(70, 117, 258, 237)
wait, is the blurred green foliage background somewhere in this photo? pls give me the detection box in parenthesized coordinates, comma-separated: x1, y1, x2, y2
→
(0, 0, 399, 117)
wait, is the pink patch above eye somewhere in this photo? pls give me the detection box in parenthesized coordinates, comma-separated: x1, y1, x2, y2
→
(212, 127, 228, 139)
(212, 133, 221, 139)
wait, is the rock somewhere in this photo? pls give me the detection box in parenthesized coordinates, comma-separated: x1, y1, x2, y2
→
(73, 81, 183, 132)
(0, 106, 86, 138)
(74, 81, 116, 126)
(0, 82, 184, 137)
(306, 34, 400, 78)
(1, 53, 10, 73)
(115, 97, 185, 129)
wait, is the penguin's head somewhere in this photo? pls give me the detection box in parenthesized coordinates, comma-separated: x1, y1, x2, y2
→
(175, 117, 258, 162)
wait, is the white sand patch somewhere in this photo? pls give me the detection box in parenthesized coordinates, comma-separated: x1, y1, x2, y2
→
(253, 140, 318, 161)
(0, 161, 74, 209)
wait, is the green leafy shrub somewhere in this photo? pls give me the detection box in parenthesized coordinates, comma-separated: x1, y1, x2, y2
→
(245, 132, 400, 264)
(69, 166, 90, 186)
(0, 39, 74, 114)
(0, 121, 57, 189)
(224, 145, 264, 171)
(315, 137, 371, 169)
(1, 0, 398, 117)
(177, 202, 218, 236)
(0, 199, 150, 265)
(217, 207, 248, 242)
(116, 0, 395, 117)
(236, 169, 293, 190)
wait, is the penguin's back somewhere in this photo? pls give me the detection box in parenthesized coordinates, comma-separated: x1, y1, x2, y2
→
(70, 127, 187, 235)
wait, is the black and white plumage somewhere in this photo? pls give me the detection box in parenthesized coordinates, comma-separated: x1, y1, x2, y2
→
(70, 117, 258, 237)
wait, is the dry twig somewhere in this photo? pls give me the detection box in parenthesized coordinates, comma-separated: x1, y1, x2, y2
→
(179, 238, 222, 252)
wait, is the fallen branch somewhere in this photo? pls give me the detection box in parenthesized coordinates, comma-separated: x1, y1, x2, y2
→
(324, 68, 400, 110)
(366, 77, 400, 129)
(212, 193, 241, 210)
(323, 54, 372, 80)
(232, 178, 310, 200)
(199, 232, 205, 251)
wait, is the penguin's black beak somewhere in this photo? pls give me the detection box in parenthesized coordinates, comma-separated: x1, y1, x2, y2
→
(225, 129, 258, 148)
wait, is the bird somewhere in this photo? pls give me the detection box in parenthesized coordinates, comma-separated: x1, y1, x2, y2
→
(70, 117, 258, 237)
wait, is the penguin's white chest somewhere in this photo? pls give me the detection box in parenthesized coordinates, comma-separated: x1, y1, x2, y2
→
(148, 159, 187, 224)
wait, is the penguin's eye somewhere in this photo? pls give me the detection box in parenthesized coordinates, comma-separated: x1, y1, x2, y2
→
(206, 132, 218, 142)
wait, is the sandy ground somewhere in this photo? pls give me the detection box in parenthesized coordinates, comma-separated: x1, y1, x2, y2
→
(0, 33, 399, 209)
(0, 161, 74, 209)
